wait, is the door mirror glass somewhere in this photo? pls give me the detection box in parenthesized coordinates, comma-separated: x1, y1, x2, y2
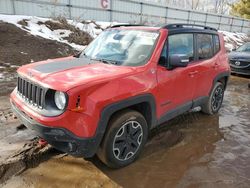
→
(169, 54, 189, 67)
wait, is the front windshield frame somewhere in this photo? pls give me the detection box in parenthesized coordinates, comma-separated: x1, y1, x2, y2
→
(80, 28, 160, 66)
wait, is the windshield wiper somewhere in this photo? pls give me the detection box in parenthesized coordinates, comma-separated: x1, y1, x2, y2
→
(91, 58, 117, 65)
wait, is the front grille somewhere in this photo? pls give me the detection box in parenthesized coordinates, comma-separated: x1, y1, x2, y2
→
(17, 76, 46, 108)
(230, 60, 250, 67)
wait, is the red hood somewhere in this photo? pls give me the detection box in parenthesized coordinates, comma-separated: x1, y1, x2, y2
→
(17, 56, 136, 92)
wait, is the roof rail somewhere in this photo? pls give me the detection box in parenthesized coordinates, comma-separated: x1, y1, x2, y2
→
(110, 24, 145, 28)
(162, 23, 217, 31)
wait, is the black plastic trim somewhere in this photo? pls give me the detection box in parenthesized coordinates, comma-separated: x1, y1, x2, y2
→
(97, 94, 157, 132)
(11, 100, 99, 157)
(157, 96, 208, 126)
(163, 23, 217, 31)
(168, 28, 218, 35)
(212, 71, 230, 92)
(158, 101, 192, 125)
(192, 96, 209, 108)
(111, 24, 145, 28)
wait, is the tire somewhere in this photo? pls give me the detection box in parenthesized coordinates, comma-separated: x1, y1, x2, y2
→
(97, 109, 148, 168)
(201, 82, 224, 115)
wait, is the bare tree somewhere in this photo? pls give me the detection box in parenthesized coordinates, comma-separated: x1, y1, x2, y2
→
(213, 0, 231, 14)
(190, 0, 201, 10)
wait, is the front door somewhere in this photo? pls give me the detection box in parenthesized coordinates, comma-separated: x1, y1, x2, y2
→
(156, 33, 198, 120)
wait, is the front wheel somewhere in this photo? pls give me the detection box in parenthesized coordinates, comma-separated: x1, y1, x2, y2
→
(97, 110, 148, 168)
(201, 82, 224, 115)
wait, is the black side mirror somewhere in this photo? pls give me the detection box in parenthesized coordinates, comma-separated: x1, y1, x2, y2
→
(169, 55, 189, 68)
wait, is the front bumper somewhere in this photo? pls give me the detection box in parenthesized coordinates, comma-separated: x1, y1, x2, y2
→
(230, 67, 250, 75)
(11, 101, 100, 158)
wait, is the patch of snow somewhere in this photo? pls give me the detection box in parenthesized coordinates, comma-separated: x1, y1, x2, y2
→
(53, 29, 72, 38)
(0, 14, 111, 51)
(0, 14, 248, 52)
(10, 65, 19, 68)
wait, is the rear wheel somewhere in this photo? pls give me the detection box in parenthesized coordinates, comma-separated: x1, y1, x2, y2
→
(201, 82, 224, 115)
(97, 110, 148, 168)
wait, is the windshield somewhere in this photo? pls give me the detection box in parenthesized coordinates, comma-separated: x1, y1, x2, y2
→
(236, 43, 250, 52)
(81, 29, 159, 66)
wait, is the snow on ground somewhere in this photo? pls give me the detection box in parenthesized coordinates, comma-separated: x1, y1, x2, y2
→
(0, 14, 112, 51)
(0, 14, 249, 52)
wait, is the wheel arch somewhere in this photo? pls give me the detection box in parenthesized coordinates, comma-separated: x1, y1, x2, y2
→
(94, 94, 157, 152)
(100, 94, 157, 130)
(211, 71, 230, 93)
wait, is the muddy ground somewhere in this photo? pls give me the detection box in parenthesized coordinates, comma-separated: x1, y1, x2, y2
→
(1, 76, 249, 188)
(1, 21, 250, 187)
(0, 95, 34, 163)
(2, 156, 120, 188)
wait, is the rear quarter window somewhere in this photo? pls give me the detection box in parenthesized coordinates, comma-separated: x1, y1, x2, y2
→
(214, 35, 220, 54)
(197, 34, 213, 60)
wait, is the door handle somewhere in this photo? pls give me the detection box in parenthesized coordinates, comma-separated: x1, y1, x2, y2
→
(189, 71, 198, 77)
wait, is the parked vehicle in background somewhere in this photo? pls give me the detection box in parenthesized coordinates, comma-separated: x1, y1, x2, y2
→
(10, 23, 230, 168)
(228, 42, 250, 75)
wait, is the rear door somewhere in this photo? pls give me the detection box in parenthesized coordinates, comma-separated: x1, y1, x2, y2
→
(192, 33, 218, 100)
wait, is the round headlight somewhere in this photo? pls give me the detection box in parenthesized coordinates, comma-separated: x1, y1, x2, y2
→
(54, 91, 67, 110)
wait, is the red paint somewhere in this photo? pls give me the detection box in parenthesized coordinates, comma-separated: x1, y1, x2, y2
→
(10, 27, 230, 139)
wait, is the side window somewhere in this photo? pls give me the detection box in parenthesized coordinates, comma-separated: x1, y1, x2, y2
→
(168, 34, 194, 61)
(197, 34, 213, 59)
(214, 35, 220, 54)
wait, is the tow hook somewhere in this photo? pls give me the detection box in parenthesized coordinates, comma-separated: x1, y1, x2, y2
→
(38, 138, 48, 147)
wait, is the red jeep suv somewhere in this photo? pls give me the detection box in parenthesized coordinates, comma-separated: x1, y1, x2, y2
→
(10, 24, 230, 168)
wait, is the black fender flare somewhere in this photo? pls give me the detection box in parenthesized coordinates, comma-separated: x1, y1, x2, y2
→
(211, 71, 230, 93)
(92, 94, 157, 155)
